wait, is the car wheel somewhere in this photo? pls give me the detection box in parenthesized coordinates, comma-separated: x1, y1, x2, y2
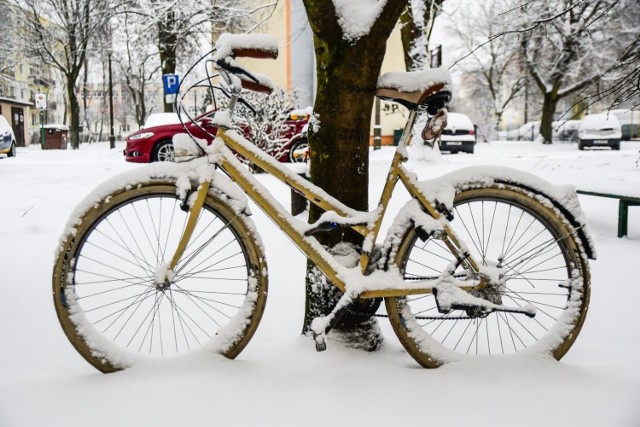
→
(153, 141, 175, 162)
(7, 142, 16, 157)
(288, 138, 309, 163)
(578, 141, 585, 151)
(612, 143, 620, 150)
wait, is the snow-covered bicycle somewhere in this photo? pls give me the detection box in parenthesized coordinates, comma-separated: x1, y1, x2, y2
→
(52, 34, 594, 373)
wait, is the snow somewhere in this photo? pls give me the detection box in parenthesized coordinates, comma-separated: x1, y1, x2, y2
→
(446, 112, 473, 130)
(377, 69, 452, 93)
(213, 33, 279, 60)
(142, 112, 183, 129)
(1, 140, 640, 426)
(332, 0, 388, 42)
(579, 113, 622, 139)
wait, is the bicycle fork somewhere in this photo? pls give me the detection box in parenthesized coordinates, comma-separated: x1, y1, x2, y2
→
(155, 181, 211, 287)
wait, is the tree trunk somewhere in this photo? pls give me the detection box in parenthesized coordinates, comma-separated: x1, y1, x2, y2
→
(158, 10, 177, 113)
(540, 92, 558, 144)
(67, 77, 81, 149)
(400, 0, 444, 71)
(301, 0, 406, 347)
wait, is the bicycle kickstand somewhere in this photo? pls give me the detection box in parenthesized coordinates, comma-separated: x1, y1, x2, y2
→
(310, 290, 360, 352)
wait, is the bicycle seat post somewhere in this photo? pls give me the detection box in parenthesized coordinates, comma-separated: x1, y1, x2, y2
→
(395, 109, 419, 159)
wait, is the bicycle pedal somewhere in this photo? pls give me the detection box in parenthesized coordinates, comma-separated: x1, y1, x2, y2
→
(313, 332, 327, 352)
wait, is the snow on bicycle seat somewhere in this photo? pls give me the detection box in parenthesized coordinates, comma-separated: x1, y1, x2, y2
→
(213, 33, 279, 60)
(376, 69, 452, 111)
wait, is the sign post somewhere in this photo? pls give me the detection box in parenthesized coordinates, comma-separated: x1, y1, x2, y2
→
(163, 74, 180, 111)
(35, 93, 46, 149)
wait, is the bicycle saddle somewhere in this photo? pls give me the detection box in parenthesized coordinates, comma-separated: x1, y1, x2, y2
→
(376, 69, 452, 114)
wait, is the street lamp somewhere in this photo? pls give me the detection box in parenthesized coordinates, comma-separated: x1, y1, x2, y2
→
(107, 46, 115, 149)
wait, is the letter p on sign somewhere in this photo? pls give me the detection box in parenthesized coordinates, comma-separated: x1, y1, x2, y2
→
(163, 74, 180, 95)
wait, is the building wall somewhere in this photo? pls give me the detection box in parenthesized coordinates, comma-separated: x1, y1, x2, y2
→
(0, 100, 29, 147)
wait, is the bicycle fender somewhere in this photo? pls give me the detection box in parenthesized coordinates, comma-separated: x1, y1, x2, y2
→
(412, 166, 596, 260)
(60, 159, 250, 240)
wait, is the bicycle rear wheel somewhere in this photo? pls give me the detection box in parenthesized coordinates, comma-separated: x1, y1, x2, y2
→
(53, 181, 267, 372)
(386, 185, 590, 367)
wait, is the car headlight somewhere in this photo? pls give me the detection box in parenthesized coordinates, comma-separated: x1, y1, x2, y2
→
(128, 132, 154, 140)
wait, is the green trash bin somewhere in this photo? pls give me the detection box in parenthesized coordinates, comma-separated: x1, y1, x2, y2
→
(393, 128, 403, 146)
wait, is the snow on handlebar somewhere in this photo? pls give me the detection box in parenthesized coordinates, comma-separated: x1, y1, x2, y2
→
(213, 33, 278, 95)
(213, 33, 279, 61)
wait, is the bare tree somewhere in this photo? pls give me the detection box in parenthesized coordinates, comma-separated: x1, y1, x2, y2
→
(445, 0, 526, 135)
(130, 0, 277, 112)
(17, 0, 115, 149)
(400, 0, 445, 71)
(0, 1, 18, 79)
(115, 11, 162, 128)
(573, 0, 640, 110)
(519, 0, 622, 143)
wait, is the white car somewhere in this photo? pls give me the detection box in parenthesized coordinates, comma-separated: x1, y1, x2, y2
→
(517, 121, 540, 141)
(439, 112, 476, 154)
(578, 114, 622, 150)
(0, 115, 16, 158)
(554, 119, 582, 143)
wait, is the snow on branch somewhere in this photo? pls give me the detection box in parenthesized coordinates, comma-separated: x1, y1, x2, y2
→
(332, 0, 388, 42)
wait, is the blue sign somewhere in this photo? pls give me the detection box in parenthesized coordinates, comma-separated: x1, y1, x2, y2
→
(163, 74, 180, 95)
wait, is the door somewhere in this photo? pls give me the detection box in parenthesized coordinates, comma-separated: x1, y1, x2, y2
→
(11, 107, 24, 147)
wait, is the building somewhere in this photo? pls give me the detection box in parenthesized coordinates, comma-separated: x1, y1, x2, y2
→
(0, 4, 66, 147)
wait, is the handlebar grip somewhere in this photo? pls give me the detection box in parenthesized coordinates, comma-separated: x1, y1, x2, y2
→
(230, 47, 278, 60)
(237, 74, 273, 95)
(214, 34, 279, 61)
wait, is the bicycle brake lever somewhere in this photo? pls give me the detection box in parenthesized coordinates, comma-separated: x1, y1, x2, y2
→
(238, 97, 257, 116)
(216, 59, 260, 84)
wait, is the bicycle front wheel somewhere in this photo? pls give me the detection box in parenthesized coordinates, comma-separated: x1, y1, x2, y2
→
(386, 185, 590, 367)
(53, 181, 267, 372)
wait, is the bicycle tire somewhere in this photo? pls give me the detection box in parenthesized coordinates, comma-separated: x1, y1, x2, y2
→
(53, 181, 267, 372)
(385, 185, 590, 368)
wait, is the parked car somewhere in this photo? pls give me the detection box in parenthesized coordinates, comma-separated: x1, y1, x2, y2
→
(621, 123, 639, 141)
(124, 110, 309, 163)
(0, 115, 16, 158)
(609, 109, 639, 140)
(288, 124, 309, 163)
(577, 113, 622, 150)
(554, 119, 582, 143)
(517, 121, 540, 141)
(439, 112, 475, 154)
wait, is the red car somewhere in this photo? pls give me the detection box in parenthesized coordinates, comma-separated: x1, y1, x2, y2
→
(125, 110, 308, 163)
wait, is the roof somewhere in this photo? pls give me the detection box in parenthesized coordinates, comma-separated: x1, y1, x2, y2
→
(0, 97, 34, 107)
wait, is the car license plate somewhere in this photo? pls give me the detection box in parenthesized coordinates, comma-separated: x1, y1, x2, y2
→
(447, 142, 462, 145)
(593, 139, 607, 144)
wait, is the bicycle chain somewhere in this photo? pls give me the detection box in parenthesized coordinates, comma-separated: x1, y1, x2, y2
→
(345, 275, 475, 321)
(350, 310, 473, 321)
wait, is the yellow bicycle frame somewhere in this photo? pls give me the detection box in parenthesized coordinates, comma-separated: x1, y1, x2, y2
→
(171, 112, 483, 300)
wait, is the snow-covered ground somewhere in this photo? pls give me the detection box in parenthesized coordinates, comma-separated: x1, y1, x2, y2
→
(1, 140, 639, 426)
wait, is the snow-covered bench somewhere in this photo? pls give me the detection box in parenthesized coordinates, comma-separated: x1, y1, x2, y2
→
(576, 190, 640, 237)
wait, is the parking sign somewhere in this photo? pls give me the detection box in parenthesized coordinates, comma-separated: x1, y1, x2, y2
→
(163, 74, 180, 95)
